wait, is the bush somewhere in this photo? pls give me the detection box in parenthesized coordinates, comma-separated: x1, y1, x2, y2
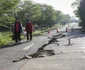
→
(0, 32, 13, 47)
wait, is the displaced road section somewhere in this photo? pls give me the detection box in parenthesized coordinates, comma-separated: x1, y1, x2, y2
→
(20, 26, 85, 70)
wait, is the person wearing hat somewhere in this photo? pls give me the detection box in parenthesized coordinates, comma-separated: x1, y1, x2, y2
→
(25, 20, 33, 41)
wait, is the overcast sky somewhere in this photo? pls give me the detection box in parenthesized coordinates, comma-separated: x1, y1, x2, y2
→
(32, 0, 75, 17)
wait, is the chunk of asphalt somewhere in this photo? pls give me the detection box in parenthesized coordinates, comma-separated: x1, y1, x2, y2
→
(24, 55, 32, 59)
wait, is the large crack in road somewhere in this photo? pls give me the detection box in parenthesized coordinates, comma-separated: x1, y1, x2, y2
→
(13, 34, 66, 62)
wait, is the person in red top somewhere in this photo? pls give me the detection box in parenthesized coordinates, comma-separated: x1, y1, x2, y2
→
(25, 20, 33, 41)
(14, 18, 22, 43)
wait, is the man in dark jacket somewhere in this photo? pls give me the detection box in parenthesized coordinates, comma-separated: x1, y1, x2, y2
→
(25, 20, 33, 41)
(14, 18, 22, 43)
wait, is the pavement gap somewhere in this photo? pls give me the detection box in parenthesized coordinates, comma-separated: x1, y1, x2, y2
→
(12, 33, 66, 62)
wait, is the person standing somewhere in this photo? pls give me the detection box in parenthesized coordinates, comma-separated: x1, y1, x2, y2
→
(25, 20, 33, 41)
(14, 18, 22, 43)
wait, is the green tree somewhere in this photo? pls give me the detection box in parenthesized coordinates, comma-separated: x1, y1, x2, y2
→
(0, 0, 20, 29)
(60, 14, 71, 24)
(17, 0, 42, 26)
(79, 0, 85, 27)
(38, 4, 56, 28)
(71, 0, 80, 17)
(55, 11, 63, 23)
(17, 0, 71, 29)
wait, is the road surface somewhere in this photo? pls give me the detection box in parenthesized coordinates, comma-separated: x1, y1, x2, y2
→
(0, 22, 79, 70)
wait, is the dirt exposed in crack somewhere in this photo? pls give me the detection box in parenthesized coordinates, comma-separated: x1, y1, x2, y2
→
(12, 34, 66, 62)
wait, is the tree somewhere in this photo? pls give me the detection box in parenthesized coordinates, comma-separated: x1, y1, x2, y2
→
(38, 4, 56, 28)
(17, 0, 42, 26)
(0, 0, 20, 29)
(79, 0, 85, 27)
(60, 14, 71, 24)
(17, 0, 71, 28)
(55, 11, 63, 24)
(0, 0, 71, 30)
(71, 0, 80, 17)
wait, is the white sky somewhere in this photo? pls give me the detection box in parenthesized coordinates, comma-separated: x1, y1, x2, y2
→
(32, 0, 75, 17)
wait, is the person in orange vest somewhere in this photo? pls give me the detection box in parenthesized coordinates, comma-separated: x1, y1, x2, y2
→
(25, 20, 33, 41)
(14, 18, 22, 43)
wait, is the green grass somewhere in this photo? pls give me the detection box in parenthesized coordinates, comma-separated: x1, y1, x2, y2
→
(0, 32, 14, 47)
(33, 30, 43, 36)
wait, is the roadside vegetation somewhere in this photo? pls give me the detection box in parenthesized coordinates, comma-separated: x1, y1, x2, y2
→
(72, 0, 85, 29)
(0, 32, 13, 46)
(0, 24, 62, 47)
(0, 0, 71, 47)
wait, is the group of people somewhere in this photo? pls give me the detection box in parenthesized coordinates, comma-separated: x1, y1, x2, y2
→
(12, 18, 33, 43)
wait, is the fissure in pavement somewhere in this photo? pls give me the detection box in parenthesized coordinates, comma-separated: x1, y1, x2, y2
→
(13, 34, 66, 62)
